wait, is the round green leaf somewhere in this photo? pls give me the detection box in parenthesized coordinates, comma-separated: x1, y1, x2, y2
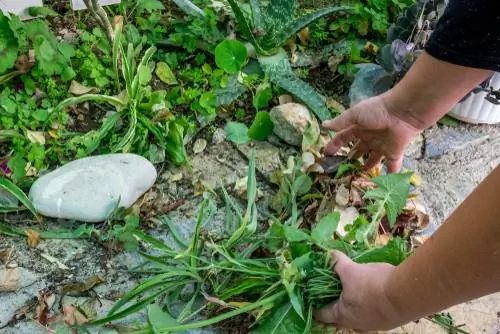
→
(224, 122, 249, 145)
(215, 40, 248, 74)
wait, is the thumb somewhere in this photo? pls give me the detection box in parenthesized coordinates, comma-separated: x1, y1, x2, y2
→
(314, 298, 344, 325)
(330, 250, 354, 279)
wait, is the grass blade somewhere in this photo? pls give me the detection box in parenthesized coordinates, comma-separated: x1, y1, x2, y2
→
(53, 94, 127, 114)
(0, 178, 38, 218)
(158, 215, 188, 249)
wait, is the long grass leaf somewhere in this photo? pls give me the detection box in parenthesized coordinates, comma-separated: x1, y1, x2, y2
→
(158, 290, 287, 331)
(107, 272, 200, 316)
(226, 0, 268, 55)
(158, 215, 188, 249)
(0, 129, 25, 142)
(113, 107, 137, 152)
(90, 287, 171, 326)
(131, 45, 157, 98)
(53, 95, 127, 114)
(0, 178, 38, 218)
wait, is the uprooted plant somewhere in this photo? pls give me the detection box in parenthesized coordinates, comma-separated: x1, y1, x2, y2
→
(69, 152, 417, 333)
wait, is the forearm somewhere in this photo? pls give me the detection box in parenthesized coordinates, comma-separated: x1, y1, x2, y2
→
(382, 51, 493, 131)
(385, 165, 500, 323)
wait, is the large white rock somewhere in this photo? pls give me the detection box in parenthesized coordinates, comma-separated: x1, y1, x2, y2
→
(29, 154, 157, 222)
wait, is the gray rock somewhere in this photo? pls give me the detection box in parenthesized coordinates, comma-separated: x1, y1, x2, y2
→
(29, 153, 157, 222)
(212, 128, 226, 145)
(349, 63, 393, 107)
(270, 103, 320, 147)
(424, 127, 490, 159)
(237, 141, 282, 179)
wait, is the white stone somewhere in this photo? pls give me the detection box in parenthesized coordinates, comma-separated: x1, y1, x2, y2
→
(0, 0, 44, 19)
(70, 0, 121, 10)
(29, 154, 157, 222)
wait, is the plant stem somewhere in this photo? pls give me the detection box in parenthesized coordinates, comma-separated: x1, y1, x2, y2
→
(158, 290, 287, 332)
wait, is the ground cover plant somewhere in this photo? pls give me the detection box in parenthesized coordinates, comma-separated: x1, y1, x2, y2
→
(0, 0, 470, 333)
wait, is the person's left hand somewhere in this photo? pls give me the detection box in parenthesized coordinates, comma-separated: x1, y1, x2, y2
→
(314, 251, 404, 332)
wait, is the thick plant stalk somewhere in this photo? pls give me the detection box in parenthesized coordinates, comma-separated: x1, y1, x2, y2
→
(83, 0, 115, 44)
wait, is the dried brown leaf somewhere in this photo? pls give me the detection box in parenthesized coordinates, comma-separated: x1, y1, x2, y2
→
(335, 184, 350, 207)
(297, 27, 310, 46)
(26, 229, 40, 248)
(63, 304, 88, 326)
(193, 139, 207, 154)
(61, 275, 105, 296)
(0, 263, 20, 292)
(35, 289, 55, 325)
(69, 81, 98, 96)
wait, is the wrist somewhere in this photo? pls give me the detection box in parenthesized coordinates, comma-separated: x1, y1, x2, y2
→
(381, 90, 434, 133)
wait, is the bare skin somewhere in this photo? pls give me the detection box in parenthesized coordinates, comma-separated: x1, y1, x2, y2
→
(315, 51, 500, 331)
(323, 52, 492, 172)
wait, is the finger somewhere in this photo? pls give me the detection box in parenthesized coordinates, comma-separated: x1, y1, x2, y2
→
(322, 110, 354, 132)
(329, 250, 353, 278)
(324, 127, 357, 155)
(351, 142, 369, 160)
(386, 155, 404, 173)
(364, 152, 383, 170)
(314, 300, 343, 325)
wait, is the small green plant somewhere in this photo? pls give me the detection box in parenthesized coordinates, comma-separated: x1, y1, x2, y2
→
(0, 11, 76, 82)
(54, 22, 189, 164)
(223, 0, 353, 120)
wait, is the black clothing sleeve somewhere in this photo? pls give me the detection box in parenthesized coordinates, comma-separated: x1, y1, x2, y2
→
(424, 0, 500, 71)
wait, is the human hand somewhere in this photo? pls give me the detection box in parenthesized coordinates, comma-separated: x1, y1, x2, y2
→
(314, 251, 403, 332)
(322, 94, 422, 172)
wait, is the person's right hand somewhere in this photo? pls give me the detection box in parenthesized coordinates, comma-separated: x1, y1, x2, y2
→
(323, 94, 422, 172)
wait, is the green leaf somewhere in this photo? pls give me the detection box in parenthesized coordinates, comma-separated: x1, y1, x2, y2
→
(252, 302, 306, 334)
(155, 62, 178, 85)
(28, 6, 59, 17)
(364, 172, 412, 227)
(225, 0, 267, 55)
(438, 115, 460, 127)
(0, 12, 19, 74)
(61, 67, 76, 81)
(354, 237, 408, 266)
(215, 40, 248, 74)
(283, 226, 310, 242)
(224, 122, 249, 145)
(137, 0, 165, 13)
(253, 84, 273, 111)
(311, 212, 340, 248)
(7, 154, 27, 183)
(0, 178, 38, 218)
(292, 174, 312, 196)
(200, 91, 216, 110)
(259, 52, 331, 121)
(147, 304, 182, 334)
(248, 111, 274, 141)
(301, 121, 320, 152)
